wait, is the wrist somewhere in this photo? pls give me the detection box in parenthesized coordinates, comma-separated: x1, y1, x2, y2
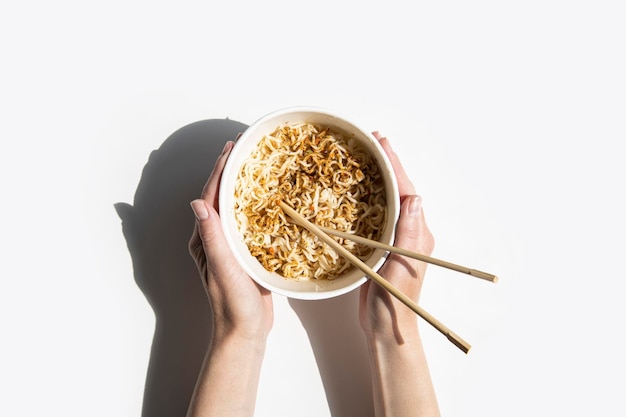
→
(362, 313, 421, 345)
(364, 325, 421, 349)
(211, 308, 272, 346)
(212, 323, 270, 349)
(209, 329, 268, 368)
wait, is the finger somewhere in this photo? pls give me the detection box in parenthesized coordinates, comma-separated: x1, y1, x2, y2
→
(190, 199, 239, 278)
(373, 133, 416, 198)
(201, 141, 234, 210)
(379, 195, 427, 284)
(394, 195, 425, 251)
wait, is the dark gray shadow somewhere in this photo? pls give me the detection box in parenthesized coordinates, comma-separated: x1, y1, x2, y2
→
(114, 118, 248, 417)
(115, 117, 374, 416)
(289, 291, 375, 417)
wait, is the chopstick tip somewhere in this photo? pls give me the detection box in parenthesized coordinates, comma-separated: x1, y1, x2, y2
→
(447, 333, 472, 354)
(469, 269, 499, 283)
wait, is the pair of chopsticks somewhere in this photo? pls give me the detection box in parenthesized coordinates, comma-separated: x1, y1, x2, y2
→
(278, 201, 498, 354)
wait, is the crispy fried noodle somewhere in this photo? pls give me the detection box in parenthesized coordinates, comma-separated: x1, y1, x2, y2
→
(234, 122, 386, 280)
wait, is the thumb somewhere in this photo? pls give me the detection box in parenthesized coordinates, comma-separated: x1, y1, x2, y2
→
(190, 199, 222, 246)
(393, 195, 424, 252)
(190, 199, 236, 275)
(378, 196, 425, 282)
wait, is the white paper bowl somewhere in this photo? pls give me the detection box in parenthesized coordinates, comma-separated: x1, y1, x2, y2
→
(219, 106, 400, 300)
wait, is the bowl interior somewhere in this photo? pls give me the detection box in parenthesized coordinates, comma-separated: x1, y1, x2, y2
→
(219, 107, 399, 300)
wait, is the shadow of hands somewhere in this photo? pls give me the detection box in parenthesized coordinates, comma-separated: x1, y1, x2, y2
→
(115, 119, 248, 417)
(289, 290, 374, 417)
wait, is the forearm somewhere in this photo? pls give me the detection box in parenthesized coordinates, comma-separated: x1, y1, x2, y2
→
(366, 328, 440, 417)
(187, 333, 267, 417)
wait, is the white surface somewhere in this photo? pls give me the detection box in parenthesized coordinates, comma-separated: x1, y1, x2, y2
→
(1, 1, 624, 416)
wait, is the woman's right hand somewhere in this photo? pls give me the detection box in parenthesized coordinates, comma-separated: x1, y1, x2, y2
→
(359, 133, 435, 343)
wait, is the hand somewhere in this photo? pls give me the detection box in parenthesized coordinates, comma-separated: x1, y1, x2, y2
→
(359, 133, 435, 343)
(188, 141, 273, 342)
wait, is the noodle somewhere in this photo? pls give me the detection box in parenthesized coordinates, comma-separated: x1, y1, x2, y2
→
(234, 122, 386, 280)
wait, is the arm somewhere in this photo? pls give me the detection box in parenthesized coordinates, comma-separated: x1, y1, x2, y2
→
(187, 141, 273, 417)
(360, 134, 440, 417)
(186, 331, 267, 417)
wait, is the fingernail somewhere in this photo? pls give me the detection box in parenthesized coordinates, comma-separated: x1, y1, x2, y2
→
(373, 131, 386, 141)
(222, 141, 234, 155)
(408, 195, 422, 217)
(190, 200, 209, 220)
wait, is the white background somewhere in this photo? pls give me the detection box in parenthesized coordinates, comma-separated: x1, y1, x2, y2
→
(2, 1, 625, 416)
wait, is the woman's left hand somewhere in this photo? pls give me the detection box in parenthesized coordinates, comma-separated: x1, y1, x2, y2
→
(189, 141, 273, 342)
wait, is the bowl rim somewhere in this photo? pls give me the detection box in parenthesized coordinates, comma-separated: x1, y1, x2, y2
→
(218, 105, 400, 300)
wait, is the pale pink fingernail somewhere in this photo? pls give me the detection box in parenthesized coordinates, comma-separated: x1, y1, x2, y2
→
(408, 195, 422, 217)
(190, 200, 209, 220)
(222, 141, 234, 155)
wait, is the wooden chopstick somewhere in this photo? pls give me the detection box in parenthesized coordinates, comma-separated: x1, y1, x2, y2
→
(318, 226, 498, 283)
(278, 201, 471, 354)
